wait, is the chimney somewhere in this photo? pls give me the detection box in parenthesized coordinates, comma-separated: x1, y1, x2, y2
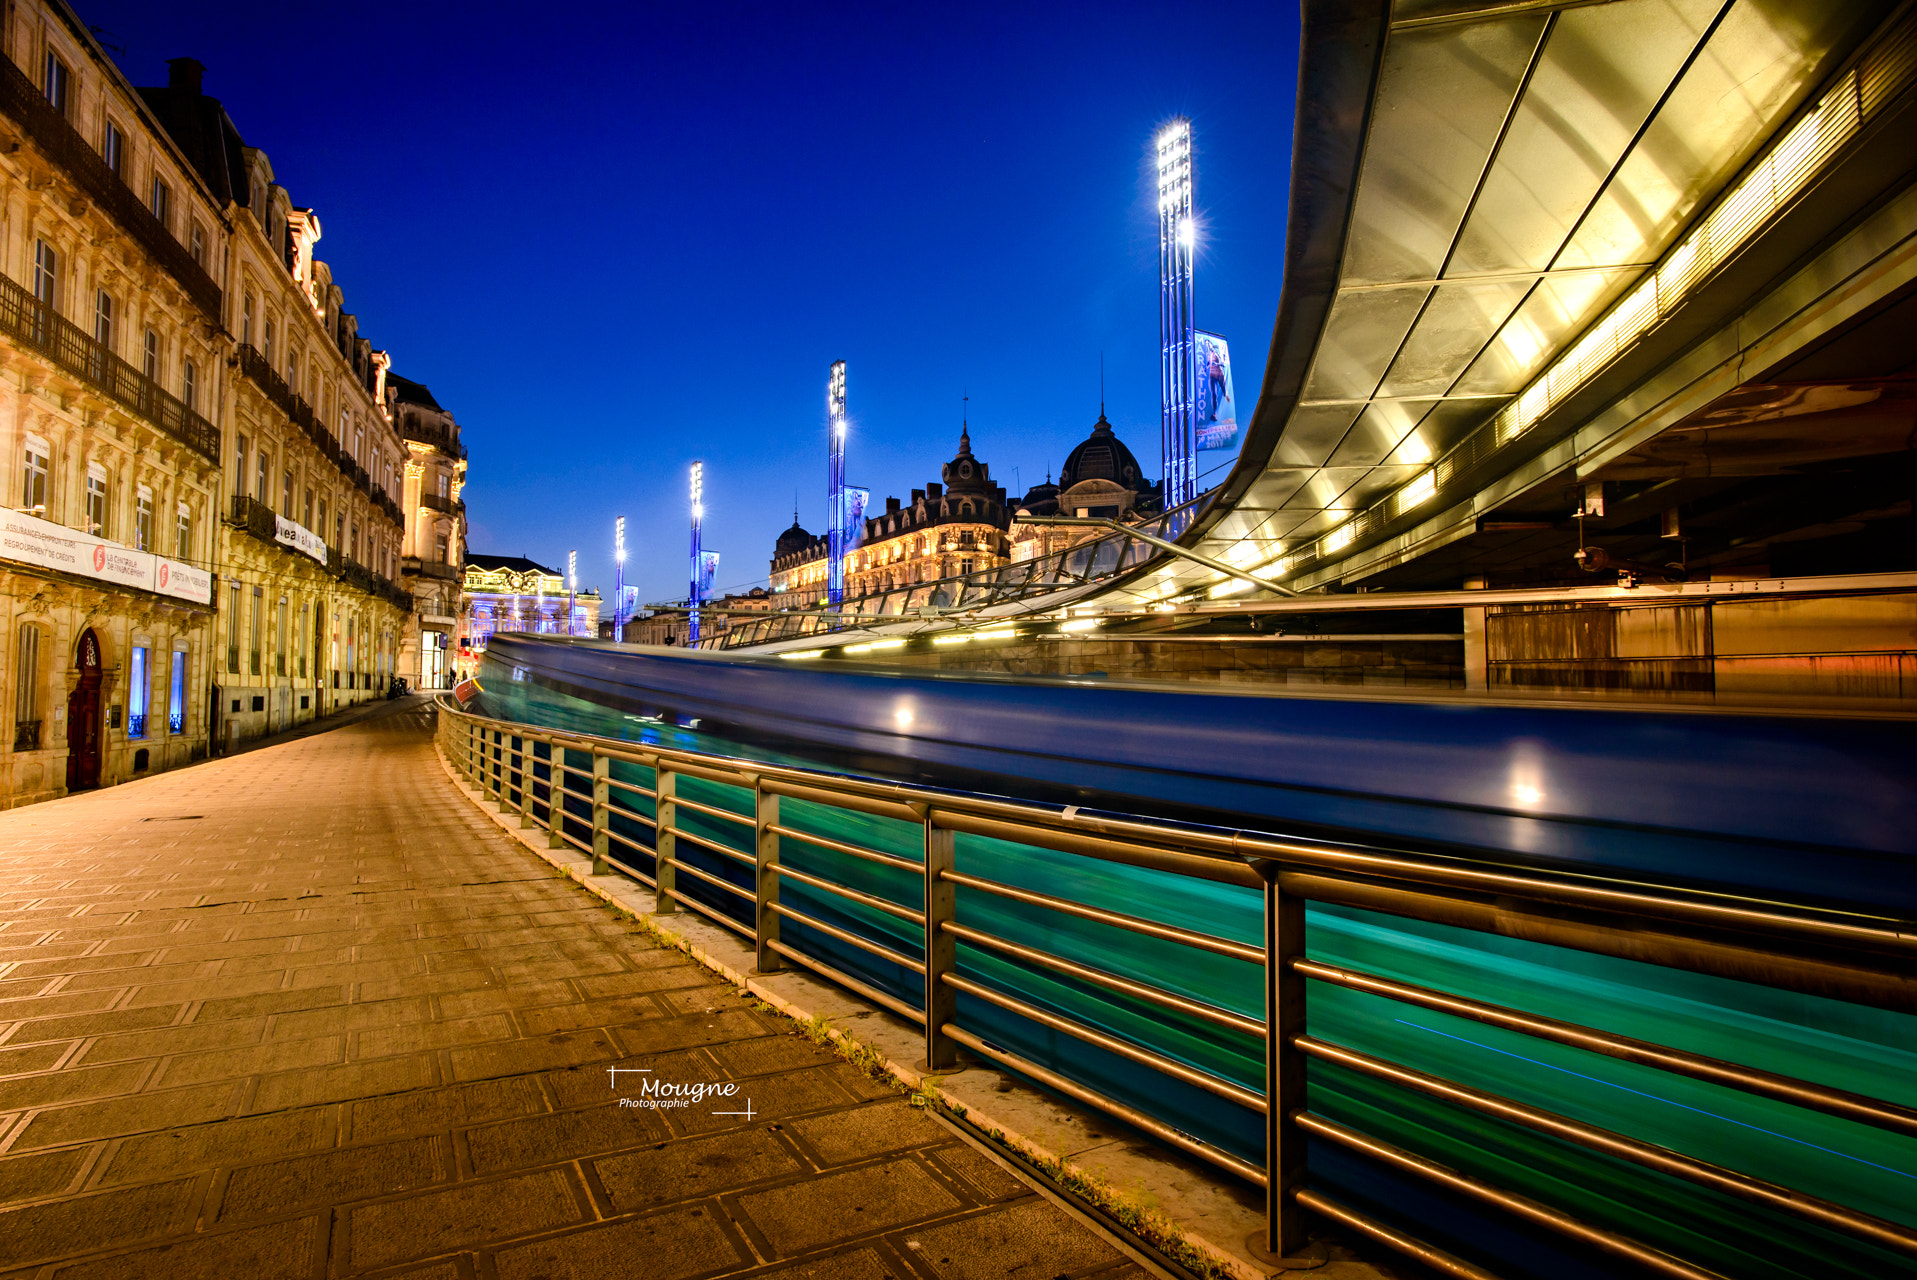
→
(166, 58, 206, 93)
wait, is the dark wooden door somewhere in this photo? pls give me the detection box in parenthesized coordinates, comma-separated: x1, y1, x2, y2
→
(66, 629, 102, 791)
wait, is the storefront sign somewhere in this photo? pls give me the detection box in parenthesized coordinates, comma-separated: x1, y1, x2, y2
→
(275, 514, 328, 564)
(0, 509, 214, 605)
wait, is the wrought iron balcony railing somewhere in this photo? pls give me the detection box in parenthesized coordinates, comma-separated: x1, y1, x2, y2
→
(0, 272, 219, 461)
(0, 53, 222, 318)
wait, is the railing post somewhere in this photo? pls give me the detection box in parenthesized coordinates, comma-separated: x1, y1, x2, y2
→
(518, 737, 536, 828)
(547, 743, 567, 849)
(923, 813, 957, 1071)
(590, 752, 610, 876)
(494, 731, 511, 812)
(653, 765, 677, 913)
(1260, 868, 1309, 1261)
(754, 779, 781, 973)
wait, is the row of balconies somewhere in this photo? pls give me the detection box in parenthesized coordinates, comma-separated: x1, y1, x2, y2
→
(235, 344, 405, 529)
(229, 494, 413, 612)
(0, 272, 219, 461)
(0, 52, 222, 319)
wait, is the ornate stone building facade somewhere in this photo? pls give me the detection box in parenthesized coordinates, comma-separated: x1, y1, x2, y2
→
(459, 554, 599, 672)
(0, 1, 467, 804)
(391, 374, 465, 689)
(843, 431, 1013, 598)
(0, 6, 226, 804)
(769, 520, 827, 601)
(145, 57, 413, 750)
(1009, 412, 1161, 561)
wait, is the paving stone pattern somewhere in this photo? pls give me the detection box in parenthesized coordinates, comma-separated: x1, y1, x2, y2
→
(0, 703, 1149, 1279)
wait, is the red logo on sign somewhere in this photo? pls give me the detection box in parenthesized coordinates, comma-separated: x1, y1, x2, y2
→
(92, 545, 106, 572)
(159, 563, 170, 587)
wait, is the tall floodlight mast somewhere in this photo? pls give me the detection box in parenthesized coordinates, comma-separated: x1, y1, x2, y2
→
(613, 517, 626, 636)
(688, 462, 704, 645)
(1157, 118, 1196, 512)
(567, 550, 579, 637)
(826, 360, 848, 607)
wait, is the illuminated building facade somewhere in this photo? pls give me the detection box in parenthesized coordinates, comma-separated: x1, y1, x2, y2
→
(459, 554, 599, 665)
(843, 430, 1012, 598)
(1010, 411, 1161, 561)
(769, 520, 828, 601)
(0, 9, 221, 804)
(391, 374, 466, 690)
(0, 5, 456, 803)
(148, 56, 414, 751)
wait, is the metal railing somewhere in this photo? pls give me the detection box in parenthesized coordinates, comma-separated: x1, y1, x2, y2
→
(0, 53, 223, 319)
(435, 695, 1917, 1279)
(0, 272, 220, 462)
(699, 495, 1207, 650)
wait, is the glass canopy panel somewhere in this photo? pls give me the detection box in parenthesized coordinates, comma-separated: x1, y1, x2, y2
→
(1553, 1, 1879, 270)
(1340, 15, 1548, 285)
(1375, 279, 1534, 397)
(1299, 285, 1430, 402)
(1448, 0, 1725, 276)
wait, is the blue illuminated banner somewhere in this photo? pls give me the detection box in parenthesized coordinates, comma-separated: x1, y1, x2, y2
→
(843, 487, 869, 545)
(1194, 331, 1239, 451)
(698, 551, 720, 597)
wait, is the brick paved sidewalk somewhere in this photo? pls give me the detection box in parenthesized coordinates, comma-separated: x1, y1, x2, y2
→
(0, 703, 1152, 1279)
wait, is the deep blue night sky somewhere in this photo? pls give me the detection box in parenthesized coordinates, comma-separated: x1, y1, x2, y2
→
(83, 1, 1301, 602)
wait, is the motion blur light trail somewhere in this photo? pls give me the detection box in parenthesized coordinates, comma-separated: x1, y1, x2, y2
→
(474, 636, 1917, 1278)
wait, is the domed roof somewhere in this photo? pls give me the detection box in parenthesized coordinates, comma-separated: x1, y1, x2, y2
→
(1058, 413, 1145, 492)
(1016, 473, 1059, 516)
(940, 428, 991, 493)
(774, 520, 816, 558)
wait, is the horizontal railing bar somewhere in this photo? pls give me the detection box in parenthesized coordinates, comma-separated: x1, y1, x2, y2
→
(595, 852, 657, 889)
(769, 901, 926, 974)
(1295, 1115, 1722, 1280)
(671, 828, 755, 867)
(943, 972, 1263, 1110)
(1296, 1036, 1917, 1256)
(943, 869, 1263, 963)
(648, 757, 753, 789)
(767, 822, 923, 873)
(554, 828, 594, 857)
(943, 921, 1262, 1037)
(605, 809, 658, 830)
(669, 795, 756, 827)
(1294, 958, 1917, 1139)
(1245, 835, 1916, 958)
(941, 1023, 1267, 1185)
(932, 808, 1262, 889)
(605, 826, 653, 853)
(763, 777, 925, 825)
(1284, 873, 1917, 1015)
(555, 761, 598, 780)
(1295, 1189, 1505, 1280)
(672, 858, 755, 903)
(605, 775, 657, 799)
(662, 886, 754, 939)
(765, 939, 925, 1023)
(771, 863, 924, 923)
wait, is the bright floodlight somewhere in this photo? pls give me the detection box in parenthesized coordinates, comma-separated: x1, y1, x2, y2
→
(1178, 218, 1195, 250)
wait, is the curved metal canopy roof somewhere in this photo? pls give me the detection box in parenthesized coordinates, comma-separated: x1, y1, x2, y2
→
(1089, 0, 1915, 609)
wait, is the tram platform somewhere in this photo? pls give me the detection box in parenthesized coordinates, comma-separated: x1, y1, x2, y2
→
(0, 702, 1187, 1279)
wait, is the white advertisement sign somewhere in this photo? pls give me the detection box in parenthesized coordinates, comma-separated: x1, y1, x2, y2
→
(0, 509, 214, 606)
(274, 515, 328, 565)
(154, 558, 213, 605)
